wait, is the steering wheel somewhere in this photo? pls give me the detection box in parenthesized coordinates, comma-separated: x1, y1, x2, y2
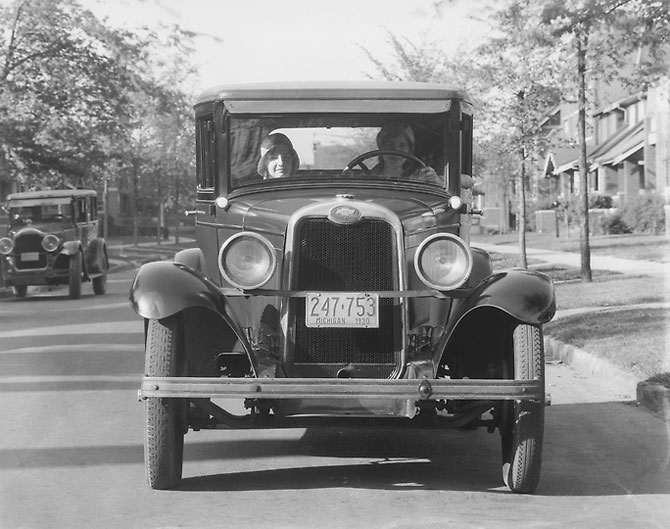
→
(341, 149, 427, 176)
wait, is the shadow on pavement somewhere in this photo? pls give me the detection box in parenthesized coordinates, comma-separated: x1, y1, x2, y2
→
(3, 401, 666, 496)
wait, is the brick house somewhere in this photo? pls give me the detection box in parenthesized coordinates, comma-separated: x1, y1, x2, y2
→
(540, 77, 669, 208)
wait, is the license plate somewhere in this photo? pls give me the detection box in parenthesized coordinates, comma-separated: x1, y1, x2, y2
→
(21, 252, 39, 261)
(306, 292, 379, 328)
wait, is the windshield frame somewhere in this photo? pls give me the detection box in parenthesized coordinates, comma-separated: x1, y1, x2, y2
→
(8, 199, 75, 229)
(224, 111, 452, 193)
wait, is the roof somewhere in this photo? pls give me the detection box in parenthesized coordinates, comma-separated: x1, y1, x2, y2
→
(544, 147, 580, 175)
(7, 189, 97, 201)
(593, 92, 645, 117)
(545, 121, 645, 175)
(195, 81, 470, 107)
(591, 121, 644, 168)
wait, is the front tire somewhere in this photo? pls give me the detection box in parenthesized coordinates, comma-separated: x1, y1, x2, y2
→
(68, 253, 82, 299)
(92, 271, 107, 295)
(500, 324, 545, 494)
(144, 315, 187, 490)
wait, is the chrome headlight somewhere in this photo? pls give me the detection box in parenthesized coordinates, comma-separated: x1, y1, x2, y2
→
(414, 233, 472, 290)
(218, 232, 276, 289)
(0, 237, 13, 255)
(41, 234, 60, 252)
(449, 196, 463, 211)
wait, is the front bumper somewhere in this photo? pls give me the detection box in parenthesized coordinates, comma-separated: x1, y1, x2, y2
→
(138, 376, 544, 401)
(1, 255, 67, 286)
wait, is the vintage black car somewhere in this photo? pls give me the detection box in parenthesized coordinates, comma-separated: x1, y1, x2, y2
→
(0, 189, 109, 299)
(131, 82, 556, 493)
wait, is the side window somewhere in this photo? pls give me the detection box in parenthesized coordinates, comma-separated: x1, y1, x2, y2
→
(196, 116, 216, 189)
(90, 197, 97, 221)
(79, 199, 87, 223)
(461, 113, 473, 176)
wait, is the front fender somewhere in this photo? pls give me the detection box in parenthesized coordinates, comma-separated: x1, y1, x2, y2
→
(435, 269, 555, 375)
(451, 268, 556, 331)
(85, 238, 108, 275)
(129, 260, 224, 320)
(174, 247, 203, 270)
(467, 247, 494, 286)
(131, 261, 262, 377)
(61, 240, 81, 256)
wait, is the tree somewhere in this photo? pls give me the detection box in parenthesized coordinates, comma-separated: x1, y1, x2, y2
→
(473, 2, 564, 266)
(364, 0, 669, 276)
(0, 0, 147, 190)
(536, 0, 670, 282)
(108, 23, 197, 245)
(362, 13, 562, 267)
(0, 0, 198, 228)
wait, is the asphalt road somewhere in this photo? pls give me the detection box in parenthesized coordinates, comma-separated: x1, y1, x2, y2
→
(0, 268, 668, 529)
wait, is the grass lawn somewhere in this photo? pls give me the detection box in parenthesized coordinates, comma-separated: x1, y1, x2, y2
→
(545, 308, 669, 381)
(476, 233, 670, 384)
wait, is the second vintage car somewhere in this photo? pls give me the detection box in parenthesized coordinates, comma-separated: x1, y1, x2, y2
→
(131, 81, 556, 493)
(0, 189, 109, 299)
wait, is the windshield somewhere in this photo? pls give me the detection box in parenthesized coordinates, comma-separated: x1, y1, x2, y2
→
(228, 114, 449, 190)
(9, 201, 73, 228)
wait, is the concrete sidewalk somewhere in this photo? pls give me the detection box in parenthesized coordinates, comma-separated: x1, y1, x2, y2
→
(473, 242, 670, 279)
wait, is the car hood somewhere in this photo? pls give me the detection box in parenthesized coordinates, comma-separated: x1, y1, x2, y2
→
(228, 187, 458, 237)
(11, 225, 62, 238)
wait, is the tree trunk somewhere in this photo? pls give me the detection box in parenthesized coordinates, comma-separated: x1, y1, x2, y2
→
(174, 171, 182, 245)
(518, 153, 528, 268)
(132, 159, 139, 247)
(577, 27, 592, 282)
(102, 175, 108, 240)
(156, 181, 163, 246)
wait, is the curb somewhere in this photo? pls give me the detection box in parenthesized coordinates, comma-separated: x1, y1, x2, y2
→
(544, 336, 670, 419)
(636, 380, 670, 419)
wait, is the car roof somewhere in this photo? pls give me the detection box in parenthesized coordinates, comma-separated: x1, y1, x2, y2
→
(7, 189, 97, 201)
(195, 81, 470, 107)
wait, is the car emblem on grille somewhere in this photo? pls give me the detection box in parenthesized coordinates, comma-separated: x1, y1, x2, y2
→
(328, 205, 362, 225)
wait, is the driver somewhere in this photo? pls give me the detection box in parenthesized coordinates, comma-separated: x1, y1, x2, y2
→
(257, 133, 300, 179)
(370, 122, 439, 183)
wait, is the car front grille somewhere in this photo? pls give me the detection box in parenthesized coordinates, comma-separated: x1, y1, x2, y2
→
(13, 233, 47, 270)
(292, 217, 398, 378)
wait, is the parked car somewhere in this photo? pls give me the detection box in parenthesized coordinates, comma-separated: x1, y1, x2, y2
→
(131, 81, 556, 493)
(0, 189, 109, 299)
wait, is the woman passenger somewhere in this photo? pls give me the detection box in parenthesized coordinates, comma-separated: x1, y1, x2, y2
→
(257, 133, 300, 179)
(371, 122, 439, 183)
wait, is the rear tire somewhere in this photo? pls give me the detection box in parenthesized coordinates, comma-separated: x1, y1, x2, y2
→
(13, 285, 28, 298)
(144, 315, 187, 490)
(68, 253, 82, 300)
(500, 324, 545, 494)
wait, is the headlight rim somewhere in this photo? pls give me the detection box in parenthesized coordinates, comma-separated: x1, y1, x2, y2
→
(217, 232, 276, 290)
(41, 234, 61, 253)
(414, 233, 473, 291)
(0, 237, 13, 256)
